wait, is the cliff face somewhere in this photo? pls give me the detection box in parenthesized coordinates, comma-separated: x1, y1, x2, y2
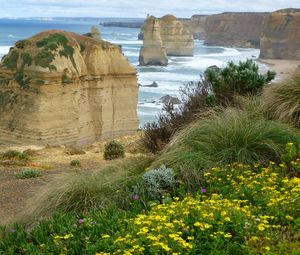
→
(204, 13, 266, 48)
(139, 16, 168, 66)
(0, 30, 139, 146)
(260, 9, 300, 60)
(159, 15, 194, 56)
(182, 15, 208, 40)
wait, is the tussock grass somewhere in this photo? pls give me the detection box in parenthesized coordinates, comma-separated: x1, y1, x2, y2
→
(263, 74, 300, 128)
(25, 155, 154, 221)
(155, 107, 299, 173)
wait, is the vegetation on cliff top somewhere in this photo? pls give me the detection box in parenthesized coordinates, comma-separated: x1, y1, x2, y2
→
(0, 60, 299, 255)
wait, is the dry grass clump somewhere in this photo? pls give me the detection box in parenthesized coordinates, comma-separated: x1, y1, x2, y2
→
(263, 74, 300, 128)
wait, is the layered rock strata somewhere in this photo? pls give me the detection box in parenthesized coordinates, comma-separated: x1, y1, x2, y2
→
(260, 9, 300, 60)
(0, 30, 139, 146)
(159, 15, 194, 56)
(204, 12, 266, 48)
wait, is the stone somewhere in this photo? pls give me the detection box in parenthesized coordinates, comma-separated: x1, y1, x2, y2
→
(0, 30, 139, 146)
(160, 95, 181, 105)
(139, 16, 168, 66)
(260, 8, 300, 60)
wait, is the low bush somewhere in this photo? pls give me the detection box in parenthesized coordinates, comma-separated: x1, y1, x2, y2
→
(156, 107, 299, 174)
(205, 59, 275, 102)
(103, 140, 125, 160)
(70, 159, 81, 167)
(263, 73, 300, 128)
(15, 169, 41, 179)
(140, 165, 175, 202)
(0, 150, 29, 161)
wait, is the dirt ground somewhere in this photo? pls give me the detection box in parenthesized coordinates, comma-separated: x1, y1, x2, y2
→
(0, 133, 144, 226)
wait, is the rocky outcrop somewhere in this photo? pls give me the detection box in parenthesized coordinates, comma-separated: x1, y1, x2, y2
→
(182, 15, 208, 40)
(84, 26, 102, 40)
(0, 30, 139, 146)
(139, 16, 168, 66)
(204, 12, 266, 48)
(159, 15, 194, 56)
(260, 9, 300, 60)
(139, 15, 194, 65)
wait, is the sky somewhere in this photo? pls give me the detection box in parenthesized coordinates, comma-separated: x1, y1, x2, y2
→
(1, 0, 300, 18)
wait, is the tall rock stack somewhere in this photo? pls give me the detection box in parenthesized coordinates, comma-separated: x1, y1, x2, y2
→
(139, 16, 168, 66)
(159, 15, 194, 56)
(0, 30, 139, 146)
(260, 9, 300, 60)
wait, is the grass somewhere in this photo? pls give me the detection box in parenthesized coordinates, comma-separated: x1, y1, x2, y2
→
(263, 73, 300, 128)
(1, 159, 299, 255)
(15, 169, 41, 179)
(155, 107, 299, 173)
(25, 155, 154, 220)
(70, 159, 81, 167)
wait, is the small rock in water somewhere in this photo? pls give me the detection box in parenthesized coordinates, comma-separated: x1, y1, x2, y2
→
(160, 95, 181, 105)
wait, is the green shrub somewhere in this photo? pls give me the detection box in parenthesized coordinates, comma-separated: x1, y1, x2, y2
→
(15, 169, 41, 179)
(1, 150, 20, 159)
(263, 73, 300, 128)
(70, 159, 81, 167)
(21, 53, 32, 66)
(27, 156, 154, 218)
(104, 140, 125, 160)
(36, 33, 68, 48)
(205, 59, 275, 102)
(1, 150, 28, 160)
(2, 50, 19, 69)
(156, 107, 299, 173)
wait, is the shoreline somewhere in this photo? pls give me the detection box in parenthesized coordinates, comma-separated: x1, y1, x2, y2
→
(258, 59, 300, 81)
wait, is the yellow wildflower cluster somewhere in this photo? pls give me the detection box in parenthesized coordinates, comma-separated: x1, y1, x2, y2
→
(94, 160, 300, 254)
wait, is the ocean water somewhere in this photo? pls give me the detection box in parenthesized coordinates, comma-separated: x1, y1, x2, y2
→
(0, 18, 261, 125)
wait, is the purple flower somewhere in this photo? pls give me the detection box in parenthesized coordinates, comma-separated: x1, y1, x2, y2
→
(132, 194, 139, 200)
(90, 221, 96, 225)
(79, 219, 85, 224)
(201, 187, 207, 193)
(11, 228, 16, 233)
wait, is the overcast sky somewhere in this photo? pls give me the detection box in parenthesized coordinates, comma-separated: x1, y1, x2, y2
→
(1, 0, 300, 18)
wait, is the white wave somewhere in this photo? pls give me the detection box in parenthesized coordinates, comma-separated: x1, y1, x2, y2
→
(109, 40, 142, 45)
(8, 34, 13, 38)
(0, 46, 11, 56)
(180, 58, 224, 69)
(138, 72, 199, 83)
(197, 48, 242, 57)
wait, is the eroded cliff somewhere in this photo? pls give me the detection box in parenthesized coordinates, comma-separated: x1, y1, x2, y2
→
(260, 9, 300, 60)
(0, 30, 139, 146)
(204, 12, 266, 48)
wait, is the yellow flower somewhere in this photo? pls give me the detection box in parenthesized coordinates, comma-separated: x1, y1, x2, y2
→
(102, 234, 110, 239)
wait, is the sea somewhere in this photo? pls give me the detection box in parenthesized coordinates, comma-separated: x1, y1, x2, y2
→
(0, 18, 262, 126)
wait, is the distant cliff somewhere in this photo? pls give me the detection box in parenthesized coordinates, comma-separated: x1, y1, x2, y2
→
(0, 30, 139, 146)
(260, 9, 300, 60)
(203, 12, 266, 48)
(181, 15, 208, 40)
(101, 21, 144, 28)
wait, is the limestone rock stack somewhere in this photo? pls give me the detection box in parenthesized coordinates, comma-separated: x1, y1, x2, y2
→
(159, 15, 194, 56)
(139, 16, 168, 66)
(260, 9, 300, 60)
(0, 30, 139, 146)
(139, 15, 194, 66)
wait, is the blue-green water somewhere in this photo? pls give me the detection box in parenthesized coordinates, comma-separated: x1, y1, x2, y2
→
(0, 18, 260, 125)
